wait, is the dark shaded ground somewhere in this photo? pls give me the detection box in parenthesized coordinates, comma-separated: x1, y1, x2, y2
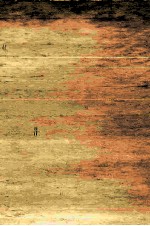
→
(0, 0, 150, 21)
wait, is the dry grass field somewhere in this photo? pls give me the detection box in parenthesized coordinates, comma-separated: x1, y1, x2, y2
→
(0, 18, 150, 224)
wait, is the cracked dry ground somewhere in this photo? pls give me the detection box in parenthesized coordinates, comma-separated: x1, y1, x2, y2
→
(0, 18, 150, 224)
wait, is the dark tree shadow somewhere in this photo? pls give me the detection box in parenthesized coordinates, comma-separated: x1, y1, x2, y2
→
(1, 1, 150, 21)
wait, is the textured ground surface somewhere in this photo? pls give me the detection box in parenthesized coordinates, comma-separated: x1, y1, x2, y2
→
(0, 18, 150, 224)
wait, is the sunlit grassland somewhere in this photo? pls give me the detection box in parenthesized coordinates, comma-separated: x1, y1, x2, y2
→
(0, 26, 96, 98)
(0, 139, 150, 224)
(0, 139, 131, 211)
(0, 100, 85, 139)
(0, 23, 149, 224)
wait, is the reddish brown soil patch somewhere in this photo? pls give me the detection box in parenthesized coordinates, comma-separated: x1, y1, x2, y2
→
(31, 117, 56, 127)
(0, 18, 98, 31)
(45, 19, 150, 208)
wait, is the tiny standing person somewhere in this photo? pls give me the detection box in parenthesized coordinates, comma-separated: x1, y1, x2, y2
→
(34, 127, 38, 137)
(2, 44, 7, 51)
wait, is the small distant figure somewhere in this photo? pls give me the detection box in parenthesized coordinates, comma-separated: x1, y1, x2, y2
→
(2, 44, 7, 51)
(34, 127, 38, 137)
